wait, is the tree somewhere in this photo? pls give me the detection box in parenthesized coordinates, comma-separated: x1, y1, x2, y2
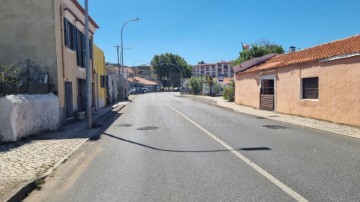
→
(232, 40, 284, 66)
(151, 53, 192, 88)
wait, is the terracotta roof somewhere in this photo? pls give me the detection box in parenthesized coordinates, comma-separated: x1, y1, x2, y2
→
(128, 77, 159, 85)
(243, 34, 360, 73)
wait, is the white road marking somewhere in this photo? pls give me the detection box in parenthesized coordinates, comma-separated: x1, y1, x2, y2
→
(165, 102, 308, 202)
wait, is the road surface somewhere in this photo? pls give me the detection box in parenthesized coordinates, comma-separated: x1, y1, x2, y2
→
(25, 92, 360, 202)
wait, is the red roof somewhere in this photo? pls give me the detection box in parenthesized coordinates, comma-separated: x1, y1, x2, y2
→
(243, 34, 360, 73)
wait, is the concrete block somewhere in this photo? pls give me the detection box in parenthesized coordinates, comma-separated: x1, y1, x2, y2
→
(0, 94, 59, 142)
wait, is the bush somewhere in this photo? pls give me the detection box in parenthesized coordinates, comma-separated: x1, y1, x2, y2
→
(189, 76, 205, 95)
(0, 60, 49, 96)
(212, 81, 224, 95)
(223, 81, 235, 102)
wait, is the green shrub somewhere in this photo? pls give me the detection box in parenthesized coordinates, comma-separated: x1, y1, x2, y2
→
(223, 81, 235, 102)
(189, 76, 205, 95)
(212, 81, 224, 95)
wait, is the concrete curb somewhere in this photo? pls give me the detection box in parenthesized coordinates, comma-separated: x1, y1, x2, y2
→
(5, 103, 129, 202)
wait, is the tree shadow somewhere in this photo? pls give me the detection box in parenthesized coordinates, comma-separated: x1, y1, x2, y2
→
(102, 132, 271, 153)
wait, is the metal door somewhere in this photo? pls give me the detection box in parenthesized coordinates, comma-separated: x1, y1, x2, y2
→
(65, 82, 73, 118)
(260, 79, 275, 111)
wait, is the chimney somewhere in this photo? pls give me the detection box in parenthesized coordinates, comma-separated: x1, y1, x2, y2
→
(289, 46, 296, 53)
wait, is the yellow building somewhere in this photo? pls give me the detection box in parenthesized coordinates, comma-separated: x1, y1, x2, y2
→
(93, 45, 107, 109)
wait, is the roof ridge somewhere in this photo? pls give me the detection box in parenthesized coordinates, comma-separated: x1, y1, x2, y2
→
(287, 34, 360, 55)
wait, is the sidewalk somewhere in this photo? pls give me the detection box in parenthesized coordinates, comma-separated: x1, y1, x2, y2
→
(0, 98, 132, 202)
(180, 94, 360, 139)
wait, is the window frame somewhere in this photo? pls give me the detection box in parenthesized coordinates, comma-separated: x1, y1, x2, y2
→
(301, 77, 319, 100)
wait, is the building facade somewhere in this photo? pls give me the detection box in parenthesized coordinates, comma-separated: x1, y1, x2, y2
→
(0, 0, 99, 123)
(234, 35, 360, 127)
(192, 61, 234, 78)
(93, 44, 107, 109)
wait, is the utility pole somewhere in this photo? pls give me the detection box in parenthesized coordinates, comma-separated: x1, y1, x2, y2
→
(84, 0, 92, 128)
(114, 45, 121, 100)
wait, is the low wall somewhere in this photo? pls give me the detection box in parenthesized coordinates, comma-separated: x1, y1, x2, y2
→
(0, 94, 59, 142)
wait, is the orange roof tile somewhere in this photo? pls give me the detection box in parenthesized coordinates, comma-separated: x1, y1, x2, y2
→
(243, 34, 360, 73)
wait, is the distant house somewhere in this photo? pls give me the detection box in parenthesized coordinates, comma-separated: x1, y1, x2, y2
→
(128, 77, 160, 92)
(0, 0, 99, 123)
(106, 65, 120, 103)
(234, 35, 360, 126)
(132, 65, 156, 81)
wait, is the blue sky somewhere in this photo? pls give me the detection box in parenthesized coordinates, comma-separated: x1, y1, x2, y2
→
(81, 0, 360, 66)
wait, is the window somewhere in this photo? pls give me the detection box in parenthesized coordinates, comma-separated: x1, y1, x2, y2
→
(302, 77, 318, 99)
(223, 65, 228, 77)
(64, 18, 92, 68)
(100, 75, 106, 88)
(64, 19, 70, 47)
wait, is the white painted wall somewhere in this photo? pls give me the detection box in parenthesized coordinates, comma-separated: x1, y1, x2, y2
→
(0, 94, 60, 142)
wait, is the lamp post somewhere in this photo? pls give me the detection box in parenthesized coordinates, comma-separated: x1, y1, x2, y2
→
(121, 17, 139, 100)
(159, 62, 184, 87)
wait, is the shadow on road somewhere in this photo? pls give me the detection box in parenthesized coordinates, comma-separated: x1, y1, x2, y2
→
(103, 132, 271, 153)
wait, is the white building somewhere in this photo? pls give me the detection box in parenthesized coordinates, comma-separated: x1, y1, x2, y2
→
(192, 61, 234, 78)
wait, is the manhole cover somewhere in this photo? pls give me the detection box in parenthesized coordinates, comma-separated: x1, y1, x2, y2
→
(263, 125, 287, 129)
(117, 123, 134, 127)
(137, 126, 160, 131)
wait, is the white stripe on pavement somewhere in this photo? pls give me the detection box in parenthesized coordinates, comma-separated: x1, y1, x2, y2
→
(165, 102, 308, 202)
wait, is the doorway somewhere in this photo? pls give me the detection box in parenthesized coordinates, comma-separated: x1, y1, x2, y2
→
(65, 82, 73, 118)
(260, 79, 275, 111)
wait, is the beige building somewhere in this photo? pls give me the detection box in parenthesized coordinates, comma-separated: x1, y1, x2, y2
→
(234, 35, 360, 127)
(0, 0, 99, 123)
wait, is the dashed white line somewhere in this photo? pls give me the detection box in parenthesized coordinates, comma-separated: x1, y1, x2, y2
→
(165, 102, 308, 202)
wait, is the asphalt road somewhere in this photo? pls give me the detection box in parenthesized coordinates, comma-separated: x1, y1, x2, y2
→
(25, 92, 360, 202)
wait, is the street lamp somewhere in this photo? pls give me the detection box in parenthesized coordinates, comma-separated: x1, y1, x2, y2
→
(121, 17, 139, 100)
(159, 62, 184, 86)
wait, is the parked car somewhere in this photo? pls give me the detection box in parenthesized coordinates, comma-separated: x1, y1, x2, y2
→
(142, 87, 150, 93)
(128, 89, 143, 95)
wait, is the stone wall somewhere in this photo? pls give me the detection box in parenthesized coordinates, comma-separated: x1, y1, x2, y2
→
(0, 94, 60, 142)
